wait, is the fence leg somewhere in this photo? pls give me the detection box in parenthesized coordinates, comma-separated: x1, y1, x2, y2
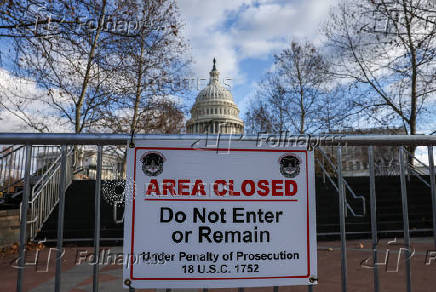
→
(399, 147, 412, 292)
(368, 146, 379, 292)
(55, 146, 67, 292)
(322, 155, 325, 184)
(428, 146, 436, 249)
(336, 147, 347, 292)
(16, 145, 32, 292)
(93, 146, 103, 292)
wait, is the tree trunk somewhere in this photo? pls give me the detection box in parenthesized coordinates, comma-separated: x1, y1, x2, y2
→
(130, 37, 145, 135)
(73, 0, 106, 171)
(407, 49, 417, 164)
(75, 0, 107, 133)
(407, 1, 417, 162)
(122, 37, 145, 178)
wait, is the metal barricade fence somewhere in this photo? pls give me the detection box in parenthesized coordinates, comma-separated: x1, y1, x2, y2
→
(0, 133, 435, 292)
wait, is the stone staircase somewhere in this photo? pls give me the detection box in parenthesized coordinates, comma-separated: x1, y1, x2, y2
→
(316, 175, 433, 240)
(37, 180, 123, 242)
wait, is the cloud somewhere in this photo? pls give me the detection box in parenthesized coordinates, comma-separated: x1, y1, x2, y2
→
(177, 0, 248, 81)
(0, 69, 71, 133)
(229, 2, 296, 58)
(178, 0, 338, 86)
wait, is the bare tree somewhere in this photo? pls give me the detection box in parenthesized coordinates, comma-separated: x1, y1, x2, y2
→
(245, 41, 352, 134)
(0, 0, 190, 136)
(277, 42, 327, 133)
(0, 0, 121, 133)
(89, 0, 191, 174)
(245, 99, 276, 134)
(103, 0, 190, 136)
(324, 0, 436, 137)
(103, 98, 185, 134)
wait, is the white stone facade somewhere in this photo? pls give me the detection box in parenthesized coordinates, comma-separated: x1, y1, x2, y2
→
(186, 59, 244, 134)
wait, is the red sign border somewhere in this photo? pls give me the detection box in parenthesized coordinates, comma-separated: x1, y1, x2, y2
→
(129, 147, 311, 281)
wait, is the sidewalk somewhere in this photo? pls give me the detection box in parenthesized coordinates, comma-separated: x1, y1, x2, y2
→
(1, 239, 435, 292)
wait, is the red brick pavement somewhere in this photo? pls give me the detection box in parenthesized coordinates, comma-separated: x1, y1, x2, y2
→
(0, 240, 435, 292)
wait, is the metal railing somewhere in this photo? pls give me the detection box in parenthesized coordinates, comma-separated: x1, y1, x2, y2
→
(316, 147, 366, 217)
(26, 147, 73, 239)
(1, 145, 63, 202)
(0, 133, 435, 292)
(1, 144, 115, 240)
(0, 145, 25, 201)
(0, 144, 72, 240)
(403, 147, 432, 187)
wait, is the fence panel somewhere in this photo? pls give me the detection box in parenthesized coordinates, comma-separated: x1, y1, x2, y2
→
(0, 133, 435, 292)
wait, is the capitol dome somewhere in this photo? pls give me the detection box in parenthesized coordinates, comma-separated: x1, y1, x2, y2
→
(186, 59, 244, 134)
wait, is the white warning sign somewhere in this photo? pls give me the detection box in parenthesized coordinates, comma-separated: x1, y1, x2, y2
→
(123, 139, 317, 288)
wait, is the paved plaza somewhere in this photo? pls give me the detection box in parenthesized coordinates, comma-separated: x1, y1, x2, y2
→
(1, 239, 435, 292)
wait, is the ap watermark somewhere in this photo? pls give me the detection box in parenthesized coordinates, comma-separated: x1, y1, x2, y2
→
(360, 238, 436, 272)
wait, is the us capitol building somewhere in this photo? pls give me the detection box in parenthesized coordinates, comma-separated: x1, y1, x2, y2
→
(186, 59, 244, 134)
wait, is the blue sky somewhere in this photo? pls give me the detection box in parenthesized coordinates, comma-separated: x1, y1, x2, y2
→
(177, 0, 338, 114)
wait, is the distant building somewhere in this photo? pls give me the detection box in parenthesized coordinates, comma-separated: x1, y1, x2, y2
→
(322, 128, 406, 176)
(75, 150, 123, 180)
(186, 59, 244, 134)
(36, 149, 123, 180)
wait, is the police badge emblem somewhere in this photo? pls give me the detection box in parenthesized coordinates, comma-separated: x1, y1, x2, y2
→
(141, 152, 166, 176)
(279, 154, 301, 178)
